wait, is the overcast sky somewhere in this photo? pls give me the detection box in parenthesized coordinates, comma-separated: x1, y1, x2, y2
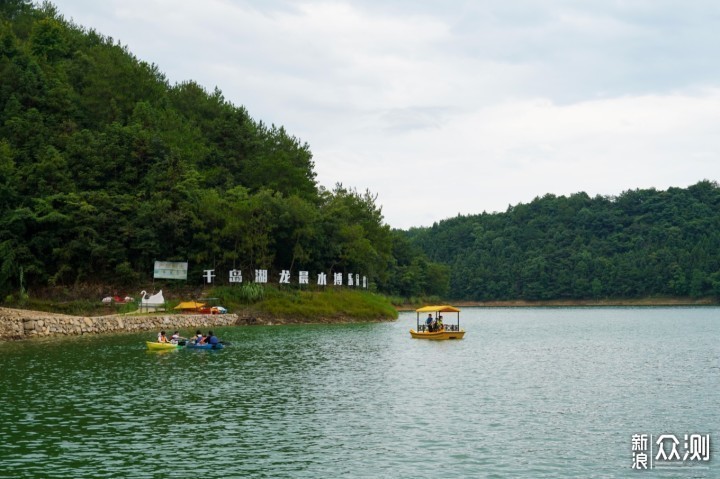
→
(53, 0, 720, 229)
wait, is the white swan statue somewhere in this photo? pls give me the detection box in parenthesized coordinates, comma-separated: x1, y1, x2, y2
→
(140, 290, 165, 307)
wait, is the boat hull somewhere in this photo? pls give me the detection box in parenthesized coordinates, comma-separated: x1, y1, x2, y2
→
(185, 342, 224, 350)
(410, 329, 465, 340)
(146, 341, 181, 351)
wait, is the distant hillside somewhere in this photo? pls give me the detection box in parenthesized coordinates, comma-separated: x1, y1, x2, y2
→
(0, 1, 449, 300)
(407, 181, 720, 301)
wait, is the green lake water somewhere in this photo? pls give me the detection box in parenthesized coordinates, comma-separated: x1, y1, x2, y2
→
(0, 307, 718, 478)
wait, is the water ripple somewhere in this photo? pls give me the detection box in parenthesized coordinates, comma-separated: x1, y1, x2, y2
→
(0, 308, 718, 477)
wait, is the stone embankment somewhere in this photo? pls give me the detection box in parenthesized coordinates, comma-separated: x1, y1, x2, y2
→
(0, 307, 256, 340)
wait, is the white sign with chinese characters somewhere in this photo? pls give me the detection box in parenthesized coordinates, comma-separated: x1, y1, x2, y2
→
(153, 261, 188, 280)
(200, 268, 368, 288)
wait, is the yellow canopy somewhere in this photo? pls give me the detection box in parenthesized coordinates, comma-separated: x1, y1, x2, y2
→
(415, 305, 461, 313)
(174, 301, 205, 310)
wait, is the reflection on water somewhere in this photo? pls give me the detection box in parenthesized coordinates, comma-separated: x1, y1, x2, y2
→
(0, 307, 718, 478)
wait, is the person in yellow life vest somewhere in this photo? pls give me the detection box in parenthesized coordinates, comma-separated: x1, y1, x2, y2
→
(157, 330, 169, 343)
(437, 316, 444, 331)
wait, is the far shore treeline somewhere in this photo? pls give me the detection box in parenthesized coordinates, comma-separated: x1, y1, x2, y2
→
(407, 181, 720, 301)
(1, 2, 719, 307)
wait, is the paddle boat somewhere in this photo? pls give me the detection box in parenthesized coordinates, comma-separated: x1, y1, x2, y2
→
(410, 305, 465, 340)
(145, 341, 182, 351)
(139, 290, 165, 312)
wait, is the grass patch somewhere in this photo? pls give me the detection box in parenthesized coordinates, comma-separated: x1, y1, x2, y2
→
(259, 289, 397, 320)
(246, 288, 397, 321)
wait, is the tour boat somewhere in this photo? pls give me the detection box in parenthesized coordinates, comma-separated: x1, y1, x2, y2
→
(410, 305, 465, 340)
(145, 341, 181, 351)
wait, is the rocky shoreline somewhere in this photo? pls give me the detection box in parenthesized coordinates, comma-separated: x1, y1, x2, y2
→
(0, 307, 256, 341)
(0, 307, 392, 341)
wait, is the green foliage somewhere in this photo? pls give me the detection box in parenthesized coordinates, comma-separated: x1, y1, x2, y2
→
(214, 283, 266, 305)
(408, 181, 720, 301)
(255, 288, 398, 321)
(0, 3, 452, 303)
(208, 284, 397, 320)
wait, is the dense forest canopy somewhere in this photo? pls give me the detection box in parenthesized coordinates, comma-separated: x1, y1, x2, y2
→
(0, 1, 449, 299)
(2, 2, 717, 304)
(407, 181, 720, 301)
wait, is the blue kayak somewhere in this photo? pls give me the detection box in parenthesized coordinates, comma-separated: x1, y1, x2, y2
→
(185, 342, 224, 350)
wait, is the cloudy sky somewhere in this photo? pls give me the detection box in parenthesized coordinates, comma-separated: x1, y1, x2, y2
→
(53, 0, 720, 229)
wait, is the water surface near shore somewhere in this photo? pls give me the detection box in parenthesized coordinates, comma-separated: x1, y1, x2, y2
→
(0, 307, 717, 478)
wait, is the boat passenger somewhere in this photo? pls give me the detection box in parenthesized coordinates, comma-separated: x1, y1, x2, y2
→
(425, 314, 433, 332)
(170, 330, 180, 344)
(437, 316, 444, 331)
(207, 330, 219, 346)
(157, 330, 169, 343)
(195, 329, 205, 345)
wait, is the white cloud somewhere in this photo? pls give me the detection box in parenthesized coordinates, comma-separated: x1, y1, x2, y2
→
(316, 89, 720, 227)
(54, 0, 720, 228)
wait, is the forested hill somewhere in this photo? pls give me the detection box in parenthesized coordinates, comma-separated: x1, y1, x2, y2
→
(5, 3, 715, 306)
(0, 1, 449, 299)
(407, 181, 720, 301)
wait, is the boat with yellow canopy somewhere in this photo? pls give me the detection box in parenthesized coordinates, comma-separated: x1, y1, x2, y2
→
(410, 305, 465, 340)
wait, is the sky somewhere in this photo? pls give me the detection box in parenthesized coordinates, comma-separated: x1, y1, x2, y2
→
(52, 0, 720, 229)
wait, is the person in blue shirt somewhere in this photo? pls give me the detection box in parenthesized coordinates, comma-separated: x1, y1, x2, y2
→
(207, 330, 219, 346)
(425, 314, 433, 332)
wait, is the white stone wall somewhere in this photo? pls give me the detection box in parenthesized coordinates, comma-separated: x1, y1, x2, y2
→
(0, 307, 242, 340)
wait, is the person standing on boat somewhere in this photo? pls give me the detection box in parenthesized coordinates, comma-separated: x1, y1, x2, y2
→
(437, 316, 444, 331)
(425, 314, 433, 332)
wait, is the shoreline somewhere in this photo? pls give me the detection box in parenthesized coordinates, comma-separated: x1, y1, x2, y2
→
(459, 297, 718, 307)
(396, 297, 718, 310)
(0, 306, 395, 341)
(3, 297, 717, 340)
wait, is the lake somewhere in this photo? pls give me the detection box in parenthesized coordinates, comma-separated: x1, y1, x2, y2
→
(0, 307, 717, 478)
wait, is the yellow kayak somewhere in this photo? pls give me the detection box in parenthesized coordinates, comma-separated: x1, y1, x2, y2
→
(146, 341, 180, 351)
